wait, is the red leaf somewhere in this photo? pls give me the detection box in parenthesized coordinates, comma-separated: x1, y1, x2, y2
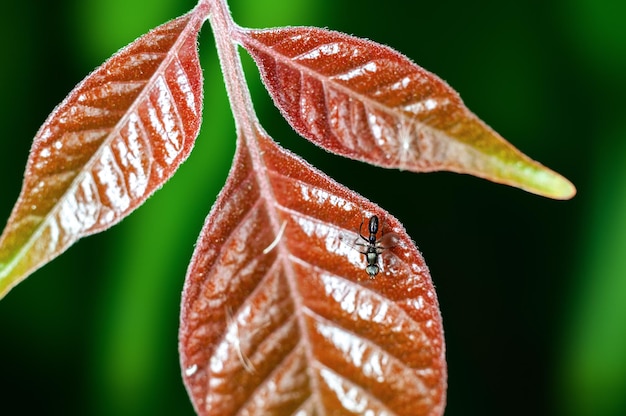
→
(179, 127, 446, 415)
(0, 5, 209, 298)
(237, 26, 575, 200)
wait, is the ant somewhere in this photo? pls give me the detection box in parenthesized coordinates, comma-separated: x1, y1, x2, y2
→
(356, 215, 394, 277)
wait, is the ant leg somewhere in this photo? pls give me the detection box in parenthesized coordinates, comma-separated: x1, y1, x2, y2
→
(358, 219, 369, 243)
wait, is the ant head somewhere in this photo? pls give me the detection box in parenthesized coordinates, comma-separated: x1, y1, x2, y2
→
(368, 215, 379, 235)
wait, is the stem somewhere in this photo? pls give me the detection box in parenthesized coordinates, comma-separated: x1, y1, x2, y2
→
(207, 0, 284, 235)
(207, 0, 259, 137)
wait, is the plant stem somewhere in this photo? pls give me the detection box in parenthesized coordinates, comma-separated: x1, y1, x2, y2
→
(207, 0, 259, 137)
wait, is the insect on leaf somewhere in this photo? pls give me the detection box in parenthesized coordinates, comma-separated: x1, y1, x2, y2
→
(237, 27, 576, 200)
(179, 127, 446, 416)
(0, 4, 210, 298)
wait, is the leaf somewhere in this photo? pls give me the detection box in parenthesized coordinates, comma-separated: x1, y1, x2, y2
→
(237, 27, 576, 200)
(179, 127, 446, 416)
(0, 4, 209, 299)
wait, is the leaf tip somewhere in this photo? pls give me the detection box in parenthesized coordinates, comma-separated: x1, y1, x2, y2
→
(0, 263, 16, 300)
(503, 158, 577, 200)
(534, 168, 577, 200)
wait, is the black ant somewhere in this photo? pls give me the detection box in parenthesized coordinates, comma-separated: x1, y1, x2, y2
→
(356, 215, 395, 277)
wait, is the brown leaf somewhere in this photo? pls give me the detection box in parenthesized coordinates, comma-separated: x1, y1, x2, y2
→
(179, 127, 446, 415)
(237, 26, 575, 200)
(0, 5, 209, 298)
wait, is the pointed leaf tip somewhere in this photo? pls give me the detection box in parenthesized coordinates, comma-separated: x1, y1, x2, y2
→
(512, 161, 576, 200)
(238, 26, 576, 200)
(551, 174, 577, 200)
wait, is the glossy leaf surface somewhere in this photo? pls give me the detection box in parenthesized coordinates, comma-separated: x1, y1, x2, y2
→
(237, 27, 575, 200)
(0, 5, 209, 298)
(179, 127, 446, 415)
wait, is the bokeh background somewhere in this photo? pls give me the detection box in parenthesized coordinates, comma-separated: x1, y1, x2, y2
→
(0, 0, 624, 415)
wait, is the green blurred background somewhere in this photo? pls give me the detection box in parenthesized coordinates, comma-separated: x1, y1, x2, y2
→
(0, 0, 624, 414)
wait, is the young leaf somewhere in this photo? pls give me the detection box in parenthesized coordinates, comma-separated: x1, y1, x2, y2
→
(179, 127, 446, 416)
(236, 27, 576, 200)
(0, 4, 209, 298)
